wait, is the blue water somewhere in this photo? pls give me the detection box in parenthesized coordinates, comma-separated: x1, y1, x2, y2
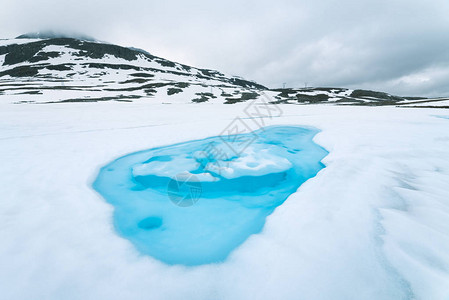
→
(93, 126, 328, 265)
(433, 115, 449, 120)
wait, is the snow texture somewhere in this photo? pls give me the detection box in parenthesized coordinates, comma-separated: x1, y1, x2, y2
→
(0, 99, 448, 300)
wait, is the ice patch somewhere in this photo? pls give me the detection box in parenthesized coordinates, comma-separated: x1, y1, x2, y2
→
(433, 115, 449, 120)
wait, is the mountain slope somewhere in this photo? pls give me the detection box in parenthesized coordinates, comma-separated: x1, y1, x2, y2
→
(1, 35, 445, 106)
(269, 87, 433, 106)
(0, 36, 265, 104)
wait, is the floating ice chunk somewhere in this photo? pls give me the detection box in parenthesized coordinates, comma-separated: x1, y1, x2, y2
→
(218, 148, 292, 179)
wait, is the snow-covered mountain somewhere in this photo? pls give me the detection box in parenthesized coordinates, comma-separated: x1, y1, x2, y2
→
(271, 87, 425, 105)
(0, 34, 266, 104)
(1, 34, 448, 107)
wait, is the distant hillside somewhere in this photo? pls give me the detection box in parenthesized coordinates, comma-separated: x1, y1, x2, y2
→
(1, 34, 447, 107)
(0, 35, 265, 104)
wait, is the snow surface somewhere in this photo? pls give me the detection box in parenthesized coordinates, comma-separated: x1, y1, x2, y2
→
(0, 100, 448, 300)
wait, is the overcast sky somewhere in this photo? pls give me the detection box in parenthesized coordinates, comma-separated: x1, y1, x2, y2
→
(1, 0, 448, 96)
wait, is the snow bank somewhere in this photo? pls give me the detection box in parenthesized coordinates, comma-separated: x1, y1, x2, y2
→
(0, 100, 448, 299)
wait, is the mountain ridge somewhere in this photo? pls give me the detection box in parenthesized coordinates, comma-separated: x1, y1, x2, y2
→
(1, 35, 447, 107)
